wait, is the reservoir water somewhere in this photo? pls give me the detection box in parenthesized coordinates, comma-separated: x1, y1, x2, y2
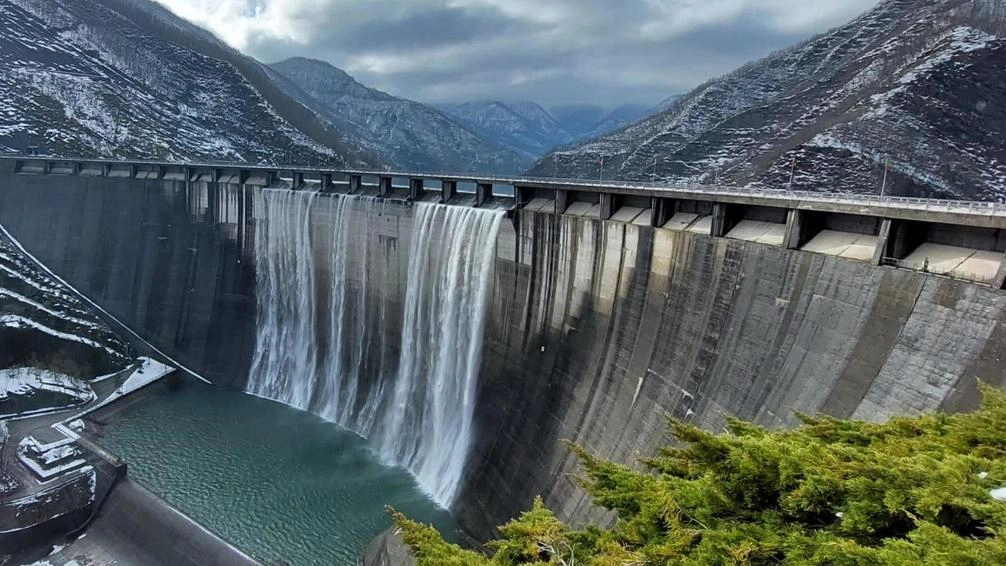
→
(98, 382, 459, 565)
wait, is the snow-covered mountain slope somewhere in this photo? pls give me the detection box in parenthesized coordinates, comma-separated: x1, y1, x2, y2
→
(532, 0, 1006, 201)
(268, 57, 528, 174)
(0, 0, 374, 165)
(443, 100, 572, 159)
(586, 104, 654, 139)
(0, 230, 133, 377)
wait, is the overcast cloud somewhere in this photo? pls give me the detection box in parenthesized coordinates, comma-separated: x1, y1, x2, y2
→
(154, 0, 880, 108)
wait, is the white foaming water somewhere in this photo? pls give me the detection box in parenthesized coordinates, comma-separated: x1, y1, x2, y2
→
(247, 189, 503, 507)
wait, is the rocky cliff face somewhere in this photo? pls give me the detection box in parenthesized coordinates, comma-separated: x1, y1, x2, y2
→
(0, 0, 371, 165)
(532, 0, 1006, 201)
(268, 58, 529, 174)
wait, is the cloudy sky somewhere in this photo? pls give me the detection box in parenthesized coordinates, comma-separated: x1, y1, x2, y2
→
(155, 0, 880, 108)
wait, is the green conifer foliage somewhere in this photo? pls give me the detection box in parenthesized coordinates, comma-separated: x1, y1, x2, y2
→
(392, 387, 1006, 565)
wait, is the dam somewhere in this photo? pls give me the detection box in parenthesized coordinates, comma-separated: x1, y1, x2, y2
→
(2, 156, 1006, 561)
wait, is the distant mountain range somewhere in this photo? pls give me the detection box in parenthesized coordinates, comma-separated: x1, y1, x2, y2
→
(0, 0, 650, 174)
(438, 100, 660, 159)
(7, 0, 998, 201)
(531, 0, 1006, 201)
(267, 58, 530, 174)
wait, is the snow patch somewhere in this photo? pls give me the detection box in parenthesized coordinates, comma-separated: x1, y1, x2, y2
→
(81, 357, 175, 414)
(0, 314, 122, 357)
(0, 367, 95, 419)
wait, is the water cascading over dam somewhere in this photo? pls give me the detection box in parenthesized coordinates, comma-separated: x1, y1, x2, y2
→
(246, 189, 503, 507)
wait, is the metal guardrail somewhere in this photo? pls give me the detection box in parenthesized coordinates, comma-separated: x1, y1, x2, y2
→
(3, 154, 1005, 217)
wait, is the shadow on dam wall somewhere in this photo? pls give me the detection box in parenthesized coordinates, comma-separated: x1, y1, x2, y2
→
(4, 171, 1006, 542)
(454, 210, 1006, 537)
(0, 172, 256, 388)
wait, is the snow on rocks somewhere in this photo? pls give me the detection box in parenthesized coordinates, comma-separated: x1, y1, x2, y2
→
(82, 357, 175, 414)
(0, 367, 95, 419)
(0, 314, 122, 358)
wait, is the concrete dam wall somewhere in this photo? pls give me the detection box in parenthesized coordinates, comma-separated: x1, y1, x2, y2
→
(0, 173, 257, 389)
(2, 171, 1005, 542)
(455, 211, 1006, 535)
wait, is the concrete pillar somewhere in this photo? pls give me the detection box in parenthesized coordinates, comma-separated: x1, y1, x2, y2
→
(651, 197, 674, 228)
(476, 182, 492, 207)
(292, 171, 305, 189)
(783, 209, 805, 250)
(320, 172, 333, 193)
(711, 203, 728, 237)
(882, 219, 927, 262)
(409, 178, 424, 200)
(349, 174, 362, 193)
(441, 179, 457, 203)
(379, 175, 392, 197)
(599, 193, 615, 221)
(555, 189, 569, 214)
(872, 219, 892, 265)
(515, 186, 533, 208)
(994, 260, 1006, 290)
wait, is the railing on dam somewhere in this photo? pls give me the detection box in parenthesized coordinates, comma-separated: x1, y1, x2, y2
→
(4, 155, 1006, 289)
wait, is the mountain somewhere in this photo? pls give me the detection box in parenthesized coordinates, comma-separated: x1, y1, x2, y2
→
(549, 104, 609, 138)
(586, 104, 654, 139)
(0, 0, 373, 166)
(531, 0, 1006, 202)
(442, 101, 660, 160)
(654, 95, 685, 112)
(268, 58, 530, 174)
(441, 100, 573, 159)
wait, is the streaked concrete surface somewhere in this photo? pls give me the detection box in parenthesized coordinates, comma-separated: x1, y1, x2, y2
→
(41, 479, 259, 566)
(455, 211, 1006, 538)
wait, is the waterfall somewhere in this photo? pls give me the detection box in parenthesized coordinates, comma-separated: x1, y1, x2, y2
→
(247, 189, 503, 508)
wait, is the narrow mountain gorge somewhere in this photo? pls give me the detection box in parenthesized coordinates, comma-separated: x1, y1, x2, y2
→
(442, 100, 656, 160)
(532, 0, 1006, 201)
(268, 58, 529, 174)
(442, 100, 574, 159)
(0, 0, 374, 165)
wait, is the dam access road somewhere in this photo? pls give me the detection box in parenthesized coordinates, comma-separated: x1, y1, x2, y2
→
(2, 155, 1005, 557)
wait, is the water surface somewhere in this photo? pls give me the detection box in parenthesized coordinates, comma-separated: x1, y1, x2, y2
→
(100, 383, 458, 565)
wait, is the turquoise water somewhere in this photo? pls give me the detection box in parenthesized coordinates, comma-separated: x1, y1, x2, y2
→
(99, 383, 459, 565)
